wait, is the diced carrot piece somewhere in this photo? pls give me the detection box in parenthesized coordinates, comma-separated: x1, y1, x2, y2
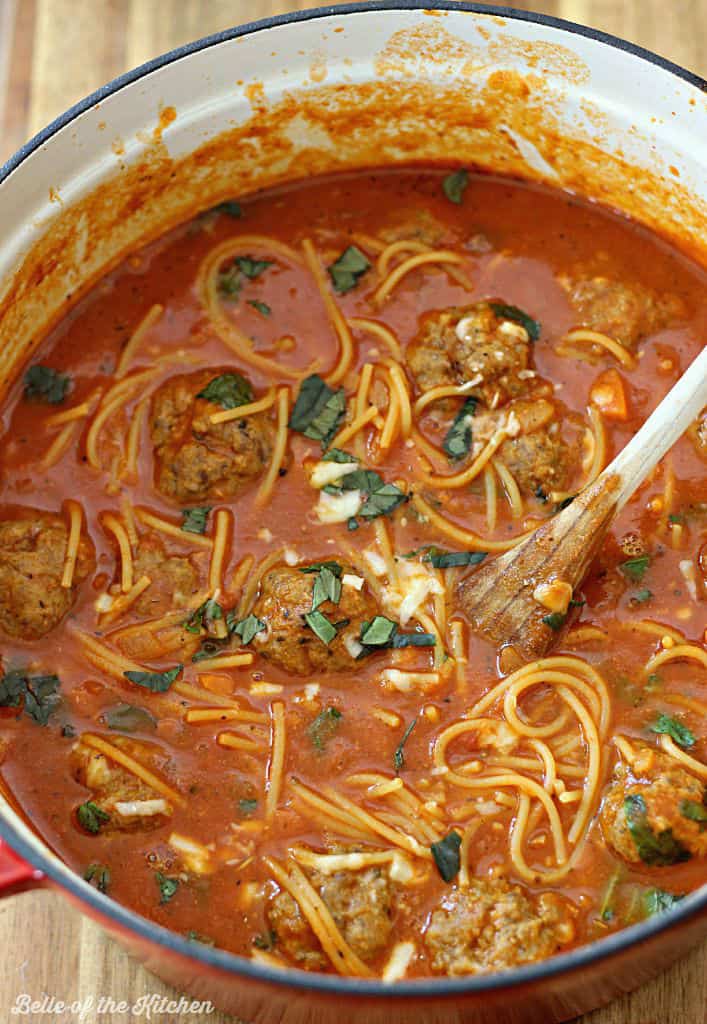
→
(590, 368, 628, 420)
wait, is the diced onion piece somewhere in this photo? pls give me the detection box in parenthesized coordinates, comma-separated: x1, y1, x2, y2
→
(284, 547, 300, 566)
(315, 489, 363, 524)
(381, 669, 440, 693)
(304, 682, 320, 701)
(382, 941, 416, 983)
(114, 798, 168, 818)
(94, 593, 114, 613)
(344, 633, 364, 659)
(363, 549, 387, 576)
(168, 832, 215, 875)
(250, 681, 284, 696)
(342, 573, 364, 591)
(679, 559, 698, 601)
(532, 579, 573, 615)
(310, 460, 359, 489)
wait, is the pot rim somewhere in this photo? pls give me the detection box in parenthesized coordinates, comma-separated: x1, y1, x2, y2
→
(1, 0, 706, 1000)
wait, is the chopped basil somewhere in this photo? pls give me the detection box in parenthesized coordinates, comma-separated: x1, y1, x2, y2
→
(327, 246, 371, 294)
(360, 616, 397, 647)
(489, 302, 541, 342)
(394, 632, 436, 648)
(443, 397, 476, 461)
(311, 566, 342, 612)
(598, 867, 622, 922)
(84, 863, 111, 893)
(668, 513, 685, 525)
(0, 670, 61, 725)
(442, 169, 468, 205)
(619, 554, 650, 582)
(289, 374, 347, 448)
(217, 265, 242, 298)
(252, 931, 277, 951)
(236, 256, 273, 279)
(181, 506, 212, 535)
(394, 717, 418, 773)
(124, 664, 182, 693)
(542, 612, 567, 631)
(156, 871, 179, 905)
(105, 704, 157, 733)
(185, 598, 223, 635)
(430, 830, 462, 882)
(230, 613, 266, 646)
(191, 641, 228, 663)
(197, 372, 253, 410)
(186, 930, 215, 946)
(247, 299, 271, 316)
(632, 588, 653, 604)
(238, 798, 258, 817)
(347, 517, 360, 531)
(426, 549, 487, 570)
(304, 610, 338, 646)
(624, 793, 690, 866)
(329, 467, 407, 521)
(680, 799, 707, 830)
(308, 707, 342, 751)
(213, 200, 242, 218)
(643, 888, 684, 916)
(299, 561, 343, 577)
(77, 801, 110, 835)
(649, 713, 695, 750)
(24, 364, 71, 404)
(322, 447, 358, 464)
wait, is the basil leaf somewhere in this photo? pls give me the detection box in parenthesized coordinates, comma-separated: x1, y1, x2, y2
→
(311, 566, 342, 612)
(236, 256, 272, 279)
(197, 373, 253, 410)
(184, 598, 223, 635)
(304, 610, 338, 646)
(632, 588, 653, 604)
(649, 713, 695, 750)
(443, 397, 477, 461)
(230, 613, 266, 646)
(299, 561, 343, 577)
(427, 550, 487, 569)
(0, 670, 61, 725)
(156, 871, 179, 905)
(327, 246, 371, 294)
(359, 482, 407, 520)
(217, 265, 242, 298)
(308, 707, 342, 751)
(619, 555, 650, 582)
(105, 704, 157, 733)
(289, 374, 347, 448)
(360, 616, 397, 646)
(442, 169, 468, 205)
(238, 798, 258, 817)
(84, 862, 111, 893)
(186, 930, 215, 946)
(347, 517, 359, 531)
(643, 888, 684, 916)
(680, 799, 707, 830)
(124, 664, 182, 693)
(247, 299, 271, 316)
(542, 612, 567, 631)
(181, 506, 212, 535)
(24, 364, 71, 404)
(394, 717, 417, 773)
(191, 641, 228, 662)
(393, 632, 435, 648)
(624, 793, 690, 866)
(77, 801, 110, 835)
(430, 830, 462, 882)
(213, 200, 242, 218)
(322, 447, 358, 464)
(489, 302, 541, 342)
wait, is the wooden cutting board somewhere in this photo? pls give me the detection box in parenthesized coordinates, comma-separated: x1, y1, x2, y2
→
(0, 2, 705, 1022)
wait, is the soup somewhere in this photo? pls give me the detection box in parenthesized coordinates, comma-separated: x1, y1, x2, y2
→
(0, 168, 705, 980)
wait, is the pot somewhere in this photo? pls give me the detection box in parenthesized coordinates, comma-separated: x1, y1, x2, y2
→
(0, 4, 705, 1021)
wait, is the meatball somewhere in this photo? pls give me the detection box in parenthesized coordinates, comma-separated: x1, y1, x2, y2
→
(251, 562, 379, 675)
(560, 271, 684, 350)
(267, 865, 395, 968)
(600, 742, 707, 865)
(0, 510, 94, 639)
(132, 536, 200, 617)
(71, 735, 173, 832)
(407, 301, 533, 408)
(424, 878, 575, 976)
(150, 368, 275, 504)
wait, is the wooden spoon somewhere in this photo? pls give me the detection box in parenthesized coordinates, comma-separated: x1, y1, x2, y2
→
(458, 346, 707, 661)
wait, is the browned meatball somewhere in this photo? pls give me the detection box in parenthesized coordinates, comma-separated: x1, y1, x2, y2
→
(407, 301, 534, 408)
(150, 368, 275, 504)
(267, 865, 395, 968)
(132, 536, 200, 617)
(71, 735, 174, 832)
(424, 879, 575, 976)
(0, 510, 94, 639)
(560, 271, 684, 350)
(251, 562, 379, 675)
(600, 741, 707, 865)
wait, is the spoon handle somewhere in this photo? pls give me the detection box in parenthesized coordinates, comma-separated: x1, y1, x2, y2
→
(606, 345, 707, 511)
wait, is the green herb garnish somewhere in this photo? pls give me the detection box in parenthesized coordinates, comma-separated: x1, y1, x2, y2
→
(181, 506, 212, 535)
(442, 169, 468, 205)
(299, 561, 343, 576)
(394, 717, 418, 774)
(304, 610, 338, 646)
(24, 365, 70, 404)
(643, 888, 684, 916)
(239, 798, 258, 817)
(236, 256, 272, 279)
(360, 616, 397, 647)
(84, 863, 111, 893)
(105, 704, 157, 733)
(77, 801, 110, 835)
(322, 448, 357, 464)
(252, 931, 277, 951)
(186, 930, 216, 946)
(124, 664, 182, 693)
(197, 373, 253, 410)
(680, 799, 707, 830)
(289, 374, 347, 448)
(327, 467, 406, 521)
(311, 566, 342, 612)
(619, 554, 650, 583)
(308, 707, 342, 751)
(649, 713, 695, 750)
(248, 299, 271, 316)
(443, 397, 476, 461)
(624, 793, 690, 866)
(430, 830, 462, 881)
(230, 613, 266, 646)
(489, 302, 541, 342)
(426, 549, 487, 570)
(632, 588, 653, 604)
(327, 246, 371, 294)
(156, 871, 179, 905)
(185, 598, 223, 635)
(217, 265, 242, 298)
(542, 612, 567, 631)
(0, 670, 61, 725)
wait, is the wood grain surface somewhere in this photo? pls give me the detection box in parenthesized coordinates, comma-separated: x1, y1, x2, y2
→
(0, 2, 705, 1023)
